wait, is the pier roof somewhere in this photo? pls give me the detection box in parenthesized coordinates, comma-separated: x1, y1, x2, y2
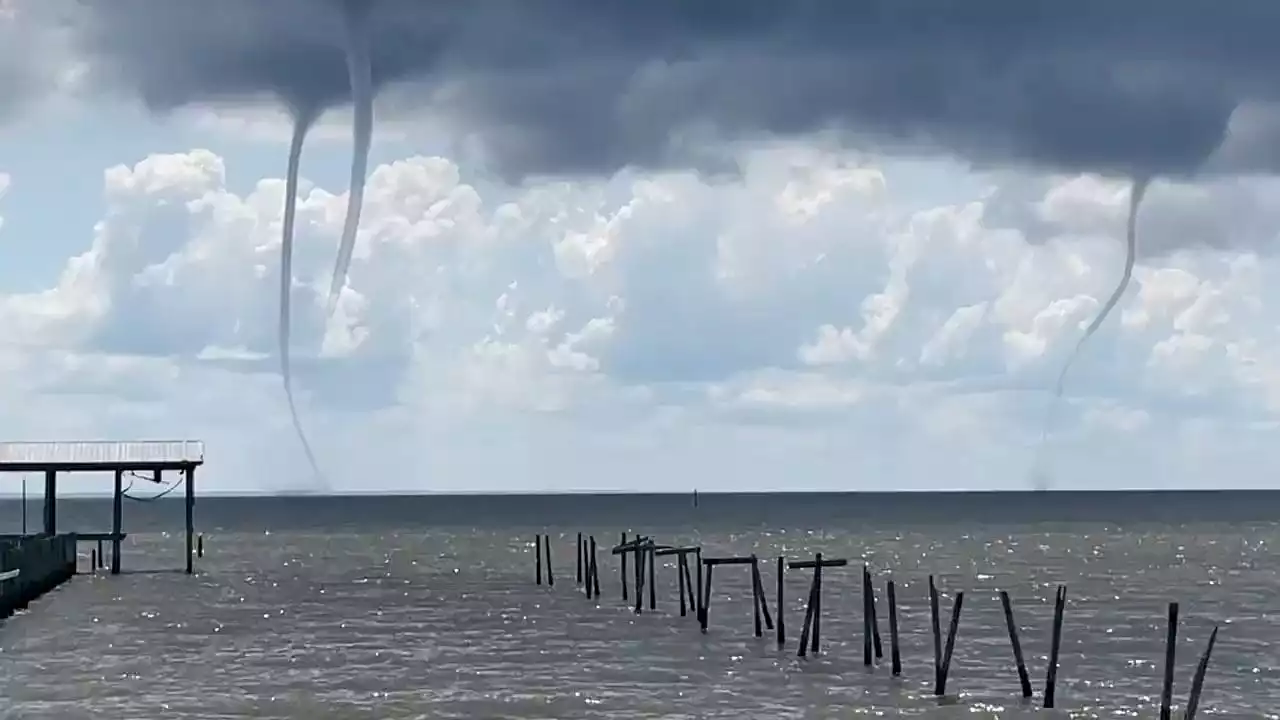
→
(0, 440, 204, 472)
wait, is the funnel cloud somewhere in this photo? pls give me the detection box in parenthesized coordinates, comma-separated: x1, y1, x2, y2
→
(34, 0, 1280, 485)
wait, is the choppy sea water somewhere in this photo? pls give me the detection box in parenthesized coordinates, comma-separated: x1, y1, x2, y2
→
(0, 491, 1277, 719)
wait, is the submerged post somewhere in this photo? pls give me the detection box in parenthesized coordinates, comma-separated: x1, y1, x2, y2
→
(930, 576, 942, 688)
(776, 556, 785, 646)
(863, 565, 874, 666)
(183, 467, 195, 575)
(544, 533, 555, 588)
(867, 566, 883, 660)
(1044, 585, 1067, 709)
(111, 469, 123, 575)
(197, 533, 204, 559)
(587, 535, 600, 600)
(752, 555, 763, 638)
(695, 548, 703, 623)
(1184, 625, 1218, 720)
(576, 532, 583, 585)
(677, 554, 688, 615)
(1161, 602, 1178, 720)
(999, 590, 1033, 698)
(535, 534, 543, 586)
(887, 578, 901, 676)
(811, 557, 823, 655)
(937, 590, 965, 696)
(620, 532, 629, 602)
(647, 543, 656, 611)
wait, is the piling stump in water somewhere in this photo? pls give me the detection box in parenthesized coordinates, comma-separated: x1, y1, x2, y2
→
(887, 578, 901, 676)
(654, 546, 700, 618)
(619, 532, 629, 602)
(534, 534, 543, 586)
(544, 535, 555, 588)
(789, 553, 848, 657)
(576, 533, 583, 586)
(775, 556, 786, 646)
(1161, 602, 1178, 720)
(585, 535, 601, 600)
(928, 575, 965, 697)
(999, 590, 1033, 698)
(611, 536, 652, 614)
(699, 554, 775, 636)
(1043, 585, 1067, 709)
(1184, 625, 1218, 720)
(862, 564, 883, 666)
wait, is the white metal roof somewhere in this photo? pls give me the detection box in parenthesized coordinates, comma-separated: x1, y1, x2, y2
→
(0, 440, 204, 468)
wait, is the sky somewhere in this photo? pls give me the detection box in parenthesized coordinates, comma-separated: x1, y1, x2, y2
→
(2, 2, 1280, 495)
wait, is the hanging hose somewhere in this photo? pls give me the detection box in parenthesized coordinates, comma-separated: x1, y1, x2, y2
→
(121, 470, 184, 502)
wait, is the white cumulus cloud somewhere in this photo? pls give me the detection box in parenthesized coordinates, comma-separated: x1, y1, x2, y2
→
(1, 143, 1279, 493)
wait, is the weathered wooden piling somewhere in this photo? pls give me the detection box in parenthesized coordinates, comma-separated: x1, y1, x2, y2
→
(544, 534, 555, 588)
(1161, 602, 1178, 720)
(655, 546, 700, 618)
(620, 532, 629, 601)
(678, 554, 688, 615)
(747, 554, 774, 638)
(938, 590, 965, 696)
(584, 535, 595, 599)
(587, 535, 601, 600)
(535, 534, 544, 586)
(790, 553, 848, 657)
(197, 533, 204, 558)
(867, 566, 883, 660)
(700, 559, 714, 632)
(864, 565, 874, 665)
(887, 579, 901, 676)
(611, 536, 652, 614)
(699, 554, 770, 634)
(928, 576, 966, 696)
(775, 556, 786, 646)
(929, 576, 942, 684)
(862, 565, 884, 666)
(694, 548, 703, 620)
(1044, 585, 1067, 709)
(647, 543, 657, 611)
(999, 590, 1033, 698)
(534, 529, 1229, 718)
(753, 557, 764, 637)
(1184, 625, 1218, 720)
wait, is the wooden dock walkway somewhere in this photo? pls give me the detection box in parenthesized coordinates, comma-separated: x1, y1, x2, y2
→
(0, 534, 77, 619)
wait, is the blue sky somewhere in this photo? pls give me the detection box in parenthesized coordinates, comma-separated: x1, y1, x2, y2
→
(3, 9, 1280, 495)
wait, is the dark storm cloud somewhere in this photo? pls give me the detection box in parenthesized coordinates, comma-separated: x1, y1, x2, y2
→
(62, 0, 1280, 179)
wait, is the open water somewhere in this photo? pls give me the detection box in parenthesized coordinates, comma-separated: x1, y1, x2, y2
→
(0, 491, 1276, 719)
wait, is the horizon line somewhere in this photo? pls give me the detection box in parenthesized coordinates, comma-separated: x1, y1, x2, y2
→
(0, 487, 1276, 499)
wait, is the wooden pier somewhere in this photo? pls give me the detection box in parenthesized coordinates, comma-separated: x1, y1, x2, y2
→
(0, 440, 205, 576)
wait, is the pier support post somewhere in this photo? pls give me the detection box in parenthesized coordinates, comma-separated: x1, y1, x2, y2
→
(111, 469, 123, 575)
(42, 470, 56, 536)
(184, 466, 195, 574)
